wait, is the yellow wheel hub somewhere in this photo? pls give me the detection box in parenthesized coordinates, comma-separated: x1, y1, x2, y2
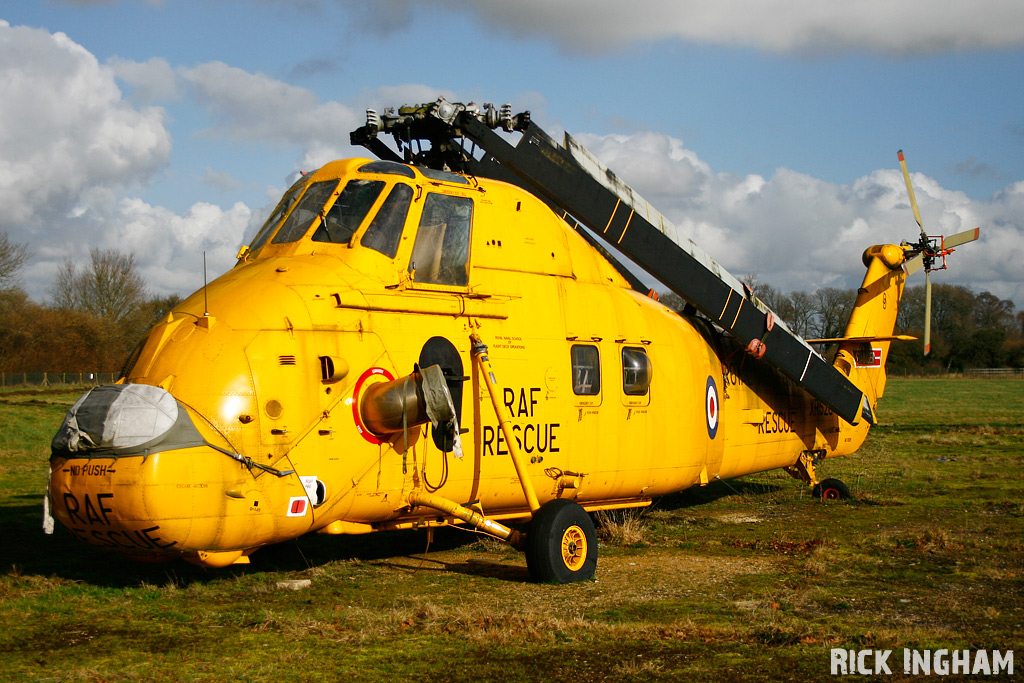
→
(560, 525, 588, 571)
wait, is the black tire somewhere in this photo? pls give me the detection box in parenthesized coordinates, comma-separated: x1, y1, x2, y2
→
(813, 478, 851, 501)
(525, 499, 597, 583)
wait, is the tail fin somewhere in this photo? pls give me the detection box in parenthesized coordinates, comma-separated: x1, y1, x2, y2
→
(830, 244, 913, 410)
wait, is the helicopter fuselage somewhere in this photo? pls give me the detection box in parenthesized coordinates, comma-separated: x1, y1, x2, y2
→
(48, 157, 871, 567)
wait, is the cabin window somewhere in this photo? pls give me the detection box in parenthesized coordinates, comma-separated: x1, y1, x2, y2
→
(409, 193, 473, 286)
(571, 345, 601, 396)
(621, 347, 652, 395)
(250, 185, 300, 251)
(272, 180, 339, 244)
(360, 183, 413, 258)
(311, 179, 385, 245)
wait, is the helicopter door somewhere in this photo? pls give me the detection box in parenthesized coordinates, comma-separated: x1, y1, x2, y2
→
(409, 193, 473, 287)
(560, 279, 614, 490)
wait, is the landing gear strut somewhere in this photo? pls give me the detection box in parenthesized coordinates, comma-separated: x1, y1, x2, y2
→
(786, 450, 851, 500)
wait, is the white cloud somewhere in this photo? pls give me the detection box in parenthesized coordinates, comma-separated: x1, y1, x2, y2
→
(3, 20, 1019, 315)
(505, 0, 1024, 55)
(22, 197, 255, 301)
(172, 68, 465, 169)
(110, 198, 253, 295)
(0, 22, 171, 228)
(202, 168, 242, 192)
(575, 132, 711, 200)
(179, 61, 361, 167)
(573, 131, 1024, 306)
(346, 0, 1024, 55)
(109, 56, 182, 103)
(174, 66, 451, 170)
(0, 29, 463, 303)
(0, 25, 256, 301)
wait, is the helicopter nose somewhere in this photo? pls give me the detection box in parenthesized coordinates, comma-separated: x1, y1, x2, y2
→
(49, 384, 240, 561)
(49, 383, 314, 565)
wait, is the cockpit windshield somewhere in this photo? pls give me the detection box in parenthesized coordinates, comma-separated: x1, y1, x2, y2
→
(272, 180, 339, 244)
(249, 184, 300, 252)
(268, 178, 388, 246)
(246, 170, 414, 254)
(311, 180, 385, 244)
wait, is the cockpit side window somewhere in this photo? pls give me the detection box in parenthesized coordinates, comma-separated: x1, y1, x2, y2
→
(360, 183, 413, 258)
(311, 179, 385, 245)
(272, 180, 339, 244)
(409, 193, 473, 286)
(249, 186, 299, 252)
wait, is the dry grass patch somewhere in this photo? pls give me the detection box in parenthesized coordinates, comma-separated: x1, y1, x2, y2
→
(613, 655, 665, 676)
(595, 509, 650, 547)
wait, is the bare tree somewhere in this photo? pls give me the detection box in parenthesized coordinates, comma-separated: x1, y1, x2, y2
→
(812, 287, 855, 340)
(785, 290, 817, 338)
(50, 248, 148, 324)
(50, 259, 78, 310)
(745, 277, 818, 339)
(895, 284, 925, 334)
(0, 232, 29, 290)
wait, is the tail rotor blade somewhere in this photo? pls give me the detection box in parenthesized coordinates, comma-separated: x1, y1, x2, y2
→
(943, 227, 980, 250)
(902, 251, 925, 276)
(923, 270, 932, 356)
(898, 150, 926, 239)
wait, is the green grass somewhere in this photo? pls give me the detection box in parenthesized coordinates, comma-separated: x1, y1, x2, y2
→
(1, 380, 1022, 681)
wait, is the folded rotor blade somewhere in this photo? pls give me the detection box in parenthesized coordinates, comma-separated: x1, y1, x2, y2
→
(942, 227, 980, 249)
(898, 150, 926, 239)
(924, 270, 932, 356)
(455, 116, 872, 425)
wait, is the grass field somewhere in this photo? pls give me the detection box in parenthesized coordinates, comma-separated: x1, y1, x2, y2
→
(1, 379, 1022, 682)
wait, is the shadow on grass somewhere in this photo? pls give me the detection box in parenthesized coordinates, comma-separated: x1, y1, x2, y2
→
(2, 496, 500, 588)
(372, 551, 531, 582)
(653, 479, 786, 511)
(5, 478, 809, 589)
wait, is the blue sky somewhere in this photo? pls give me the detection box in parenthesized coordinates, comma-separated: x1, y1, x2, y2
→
(2, 0, 1023, 308)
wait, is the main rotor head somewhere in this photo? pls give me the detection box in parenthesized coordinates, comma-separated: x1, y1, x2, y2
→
(350, 97, 531, 171)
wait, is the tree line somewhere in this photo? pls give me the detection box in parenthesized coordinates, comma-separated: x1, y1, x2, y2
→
(1, 231, 1021, 376)
(661, 276, 1023, 374)
(0, 233, 179, 375)
(748, 279, 1024, 373)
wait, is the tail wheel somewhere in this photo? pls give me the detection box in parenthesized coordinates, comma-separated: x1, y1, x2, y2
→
(813, 478, 851, 501)
(525, 499, 597, 583)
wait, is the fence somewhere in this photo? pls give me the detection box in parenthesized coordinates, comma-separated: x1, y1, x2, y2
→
(0, 372, 119, 388)
(963, 368, 1024, 379)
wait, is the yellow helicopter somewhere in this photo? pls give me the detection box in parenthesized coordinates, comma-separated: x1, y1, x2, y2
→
(45, 98, 979, 582)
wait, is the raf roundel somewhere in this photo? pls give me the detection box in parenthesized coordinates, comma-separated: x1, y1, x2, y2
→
(705, 376, 719, 439)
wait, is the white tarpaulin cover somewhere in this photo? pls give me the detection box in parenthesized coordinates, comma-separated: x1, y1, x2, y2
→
(51, 384, 206, 457)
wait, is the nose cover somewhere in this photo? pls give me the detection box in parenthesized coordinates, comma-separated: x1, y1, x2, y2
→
(51, 384, 206, 458)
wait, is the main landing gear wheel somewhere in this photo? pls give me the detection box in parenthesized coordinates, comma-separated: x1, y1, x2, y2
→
(813, 478, 851, 501)
(525, 499, 597, 583)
